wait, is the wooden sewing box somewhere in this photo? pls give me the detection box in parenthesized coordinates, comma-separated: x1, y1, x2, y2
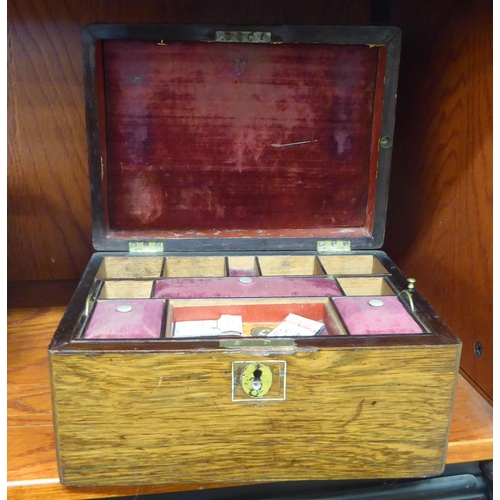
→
(49, 24, 462, 487)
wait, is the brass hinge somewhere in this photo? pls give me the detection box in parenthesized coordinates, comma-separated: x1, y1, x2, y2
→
(215, 30, 272, 43)
(128, 241, 164, 253)
(317, 240, 351, 254)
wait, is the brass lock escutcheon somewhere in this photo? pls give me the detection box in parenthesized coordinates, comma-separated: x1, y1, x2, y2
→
(240, 362, 273, 398)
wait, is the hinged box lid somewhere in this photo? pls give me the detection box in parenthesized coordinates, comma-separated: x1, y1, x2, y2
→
(83, 24, 401, 252)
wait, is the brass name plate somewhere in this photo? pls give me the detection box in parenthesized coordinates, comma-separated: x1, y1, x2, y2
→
(215, 31, 272, 43)
(220, 338, 295, 348)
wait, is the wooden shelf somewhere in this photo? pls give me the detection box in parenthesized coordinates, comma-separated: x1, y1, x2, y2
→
(7, 281, 492, 500)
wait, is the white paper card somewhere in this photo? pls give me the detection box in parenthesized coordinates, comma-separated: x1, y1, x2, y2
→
(217, 314, 243, 334)
(267, 313, 324, 337)
(173, 315, 243, 338)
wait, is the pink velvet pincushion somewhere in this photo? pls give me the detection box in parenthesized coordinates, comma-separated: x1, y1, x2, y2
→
(333, 296, 423, 335)
(154, 277, 341, 299)
(84, 299, 165, 339)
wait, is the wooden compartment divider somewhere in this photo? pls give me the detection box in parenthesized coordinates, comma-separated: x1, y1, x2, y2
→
(99, 280, 154, 299)
(227, 256, 260, 277)
(96, 257, 164, 279)
(163, 256, 227, 278)
(258, 255, 325, 276)
(319, 255, 389, 275)
(337, 277, 395, 296)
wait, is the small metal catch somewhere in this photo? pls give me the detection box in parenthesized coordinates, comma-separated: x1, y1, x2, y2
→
(317, 240, 351, 254)
(83, 279, 102, 317)
(400, 278, 416, 312)
(84, 294, 93, 317)
(129, 241, 164, 253)
(380, 135, 393, 148)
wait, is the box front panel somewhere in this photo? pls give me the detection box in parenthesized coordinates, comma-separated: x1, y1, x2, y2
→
(50, 344, 460, 486)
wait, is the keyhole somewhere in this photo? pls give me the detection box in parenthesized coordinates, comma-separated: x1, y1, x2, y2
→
(252, 369, 263, 391)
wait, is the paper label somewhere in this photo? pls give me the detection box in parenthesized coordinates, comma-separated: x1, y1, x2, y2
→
(173, 315, 243, 338)
(267, 313, 324, 337)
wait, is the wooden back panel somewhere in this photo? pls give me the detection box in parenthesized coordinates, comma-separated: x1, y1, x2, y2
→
(384, 0, 492, 400)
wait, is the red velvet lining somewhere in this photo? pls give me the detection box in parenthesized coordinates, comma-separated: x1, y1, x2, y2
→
(172, 302, 326, 323)
(101, 41, 382, 237)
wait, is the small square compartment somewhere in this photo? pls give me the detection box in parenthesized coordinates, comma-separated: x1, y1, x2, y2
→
(96, 257, 164, 279)
(333, 296, 424, 335)
(83, 299, 165, 339)
(99, 281, 154, 299)
(165, 298, 346, 338)
(319, 255, 389, 275)
(163, 256, 226, 278)
(258, 256, 325, 276)
(227, 256, 260, 277)
(337, 277, 395, 296)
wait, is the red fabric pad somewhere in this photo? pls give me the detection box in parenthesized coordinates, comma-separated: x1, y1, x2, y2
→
(84, 299, 165, 339)
(333, 296, 423, 335)
(154, 277, 341, 299)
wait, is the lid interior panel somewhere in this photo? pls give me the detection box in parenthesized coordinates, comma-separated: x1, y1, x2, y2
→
(98, 39, 387, 241)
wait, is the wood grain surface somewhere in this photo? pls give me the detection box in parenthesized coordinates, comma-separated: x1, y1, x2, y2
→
(7, 0, 371, 282)
(50, 345, 460, 486)
(384, 0, 492, 399)
(7, 281, 492, 499)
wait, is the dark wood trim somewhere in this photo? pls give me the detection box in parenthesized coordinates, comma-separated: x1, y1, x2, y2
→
(84, 24, 402, 45)
(95, 40, 110, 234)
(371, 28, 401, 248)
(48, 253, 104, 350)
(96, 236, 377, 253)
(52, 335, 459, 352)
(82, 28, 107, 249)
(365, 45, 388, 237)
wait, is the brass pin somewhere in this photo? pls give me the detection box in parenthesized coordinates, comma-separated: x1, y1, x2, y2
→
(271, 140, 318, 148)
